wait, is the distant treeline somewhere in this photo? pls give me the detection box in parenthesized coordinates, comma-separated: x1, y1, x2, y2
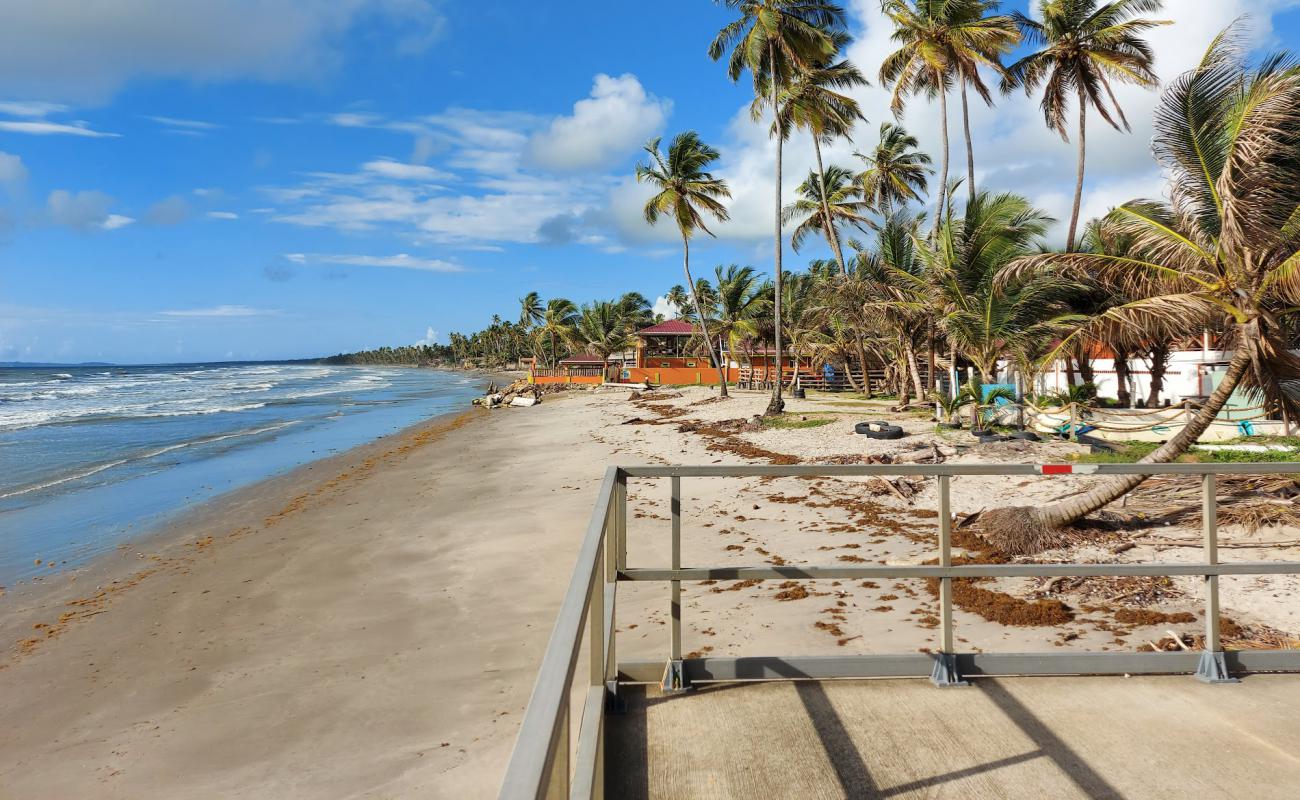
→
(319, 344, 454, 366)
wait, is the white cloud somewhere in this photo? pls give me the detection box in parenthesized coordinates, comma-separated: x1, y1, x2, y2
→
(0, 151, 27, 189)
(0, 1, 449, 103)
(144, 195, 191, 225)
(528, 74, 670, 172)
(362, 158, 453, 181)
(207, 211, 239, 220)
(0, 101, 69, 118)
(415, 326, 440, 346)
(290, 253, 466, 272)
(147, 115, 221, 130)
(0, 120, 117, 137)
(652, 295, 675, 319)
(160, 305, 279, 318)
(46, 189, 133, 231)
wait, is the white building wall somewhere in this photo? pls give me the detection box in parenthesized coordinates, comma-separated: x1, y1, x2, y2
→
(996, 350, 1236, 405)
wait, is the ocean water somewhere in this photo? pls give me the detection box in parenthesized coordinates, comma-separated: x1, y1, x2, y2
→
(0, 364, 488, 585)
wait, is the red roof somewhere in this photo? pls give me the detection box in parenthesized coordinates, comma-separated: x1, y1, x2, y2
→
(638, 319, 696, 336)
(559, 353, 608, 364)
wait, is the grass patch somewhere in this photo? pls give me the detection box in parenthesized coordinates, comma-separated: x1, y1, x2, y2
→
(760, 415, 835, 430)
(1074, 437, 1300, 464)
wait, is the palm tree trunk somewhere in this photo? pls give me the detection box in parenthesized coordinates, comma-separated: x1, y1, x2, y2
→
(906, 343, 925, 403)
(1067, 88, 1088, 252)
(933, 83, 951, 238)
(1114, 345, 1132, 407)
(1035, 344, 1251, 530)
(812, 137, 847, 273)
(682, 235, 728, 396)
(1147, 341, 1171, 406)
(961, 80, 975, 203)
(767, 42, 785, 415)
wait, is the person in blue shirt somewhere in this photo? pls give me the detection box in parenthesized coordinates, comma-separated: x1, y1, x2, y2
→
(823, 362, 835, 387)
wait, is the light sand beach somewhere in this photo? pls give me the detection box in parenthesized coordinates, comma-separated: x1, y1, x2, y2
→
(2, 385, 1298, 798)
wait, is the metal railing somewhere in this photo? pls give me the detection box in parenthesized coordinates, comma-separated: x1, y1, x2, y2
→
(499, 463, 1300, 799)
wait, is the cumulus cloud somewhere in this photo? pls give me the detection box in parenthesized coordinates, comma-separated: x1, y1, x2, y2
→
(144, 195, 191, 225)
(46, 189, 134, 232)
(0, 0, 449, 103)
(0, 151, 27, 190)
(528, 74, 670, 172)
(415, 326, 440, 346)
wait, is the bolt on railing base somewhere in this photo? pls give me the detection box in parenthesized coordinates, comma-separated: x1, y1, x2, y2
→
(1195, 651, 1240, 684)
(660, 659, 692, 694)
(929, 653, 968, 688)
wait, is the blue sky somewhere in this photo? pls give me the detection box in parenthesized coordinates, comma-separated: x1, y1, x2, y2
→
(1, 0, 1298, 364)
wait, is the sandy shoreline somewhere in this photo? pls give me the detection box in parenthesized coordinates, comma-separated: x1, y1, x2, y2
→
(2, 383, 1297, 798)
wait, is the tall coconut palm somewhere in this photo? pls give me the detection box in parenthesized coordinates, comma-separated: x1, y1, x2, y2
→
(880, 0, 1017, 234)
(761, 38, 867, 273)
(982, 32, 1300, 551)
(616, 292, 655, 334)
(783, 166, 873, 256)
(1003, 0, 1169, 252)
(636, 131, 733, 394)
(856, 122, 933, 216)
(537, 297, 579, 369)
(710, 0, 847, 414)
(952, 3, 1019, 202)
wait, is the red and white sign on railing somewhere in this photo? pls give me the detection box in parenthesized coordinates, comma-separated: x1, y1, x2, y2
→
(1038, 464, 1100, 475)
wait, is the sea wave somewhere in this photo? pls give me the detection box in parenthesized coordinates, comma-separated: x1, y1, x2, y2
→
(0, 420, 300, 499)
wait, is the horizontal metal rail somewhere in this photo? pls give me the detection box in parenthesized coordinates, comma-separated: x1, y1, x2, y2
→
(502, 462, 1300, 799)
(621, 562, 1300, 581)
(621, 462, 1300, 478)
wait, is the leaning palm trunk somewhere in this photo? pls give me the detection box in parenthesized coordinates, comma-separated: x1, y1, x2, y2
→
(811, 138, 848, 272)
(682, 236, 728, 395)
(905, 343, 925, 403)
(981, 344, 1251, 555)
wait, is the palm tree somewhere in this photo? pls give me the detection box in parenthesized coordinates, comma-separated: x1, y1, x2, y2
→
(576, 302, 634, 372)
(982, 32, 1300, 550)
(715, 263, 770, 389)
(880, 0, 1017, 233)
(1003, 0, 1169, 251)
(710, 0, 847, 414)
(636, 132, 733, 394)
(952, 3, 1019, 202)
(616, 292, 655, 334)
(856, 122, 932, 215)
(762, 37, 867, 273)
(537, 297, 579, 369)
(918, 192, 1082, 383)
(665, 284, 691, 318)
(519, 291, 543, 329)
(783, 166, 873, 256)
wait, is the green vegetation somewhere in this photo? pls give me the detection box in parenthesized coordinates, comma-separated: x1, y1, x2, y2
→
(760, 415, 835, 430)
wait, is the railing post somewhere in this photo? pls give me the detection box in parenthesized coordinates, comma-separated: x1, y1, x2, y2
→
(930, 475, 966, 687)
(614, 472, 627, 573)
(590, 541, 605, 689)
(543, 704, 570, 799)
(1196, 472, 1238, 683)
(661, 475, 690, 693)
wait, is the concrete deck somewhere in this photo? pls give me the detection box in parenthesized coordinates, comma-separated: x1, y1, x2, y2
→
(606, 675, 1300, 799)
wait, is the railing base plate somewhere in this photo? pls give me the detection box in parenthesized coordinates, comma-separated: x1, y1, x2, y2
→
(660, 659, 692, 694)
(929, 653, 968, 688)
(1196, 651, 1240, 684)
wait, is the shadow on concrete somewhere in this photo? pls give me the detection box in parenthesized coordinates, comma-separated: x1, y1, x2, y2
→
(976, 679, 1125, 799)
